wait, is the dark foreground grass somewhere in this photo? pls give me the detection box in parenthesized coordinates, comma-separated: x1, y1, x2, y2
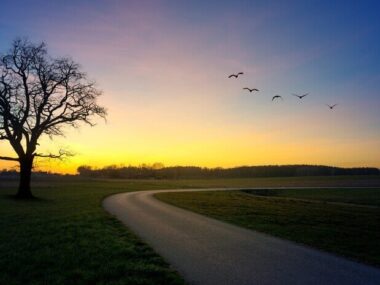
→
(156, 188, 380, 267)
(0, 179, 189, 285)
(0, 176, 379, 284)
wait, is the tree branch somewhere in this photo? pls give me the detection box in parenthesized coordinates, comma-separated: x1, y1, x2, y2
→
(0, 156, 19, 161)
(1, 38, 105, 167)
(34, 149, 74, 160)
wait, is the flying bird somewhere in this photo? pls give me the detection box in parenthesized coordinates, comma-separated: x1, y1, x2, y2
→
(272, 95, 283, 101)
(243, 88, 259, 92)
(228, 72, 244, 78)
(326, 104, 338, 109)
(292, 93, 309, 99)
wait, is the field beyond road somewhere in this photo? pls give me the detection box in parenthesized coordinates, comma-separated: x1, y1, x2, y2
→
(0, 175, 379, 284)
(156, 186, 380, 267)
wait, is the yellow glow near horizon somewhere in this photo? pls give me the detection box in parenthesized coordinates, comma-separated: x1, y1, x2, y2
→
(2, 104, 379, 174)
(1, 77, 380, 174)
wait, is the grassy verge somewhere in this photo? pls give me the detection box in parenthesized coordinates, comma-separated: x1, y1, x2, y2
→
(156, 188, 380, 267)
(0, 178, 190, 285)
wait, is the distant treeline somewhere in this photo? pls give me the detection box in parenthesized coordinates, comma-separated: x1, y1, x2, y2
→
(77, 164, 380, 179)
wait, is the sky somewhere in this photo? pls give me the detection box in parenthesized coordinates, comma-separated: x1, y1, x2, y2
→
(1, 0, 380, 173)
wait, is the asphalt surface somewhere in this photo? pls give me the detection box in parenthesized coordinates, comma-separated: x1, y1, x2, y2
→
(103, 188, 380, 285)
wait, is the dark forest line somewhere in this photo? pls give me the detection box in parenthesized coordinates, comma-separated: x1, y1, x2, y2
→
(75, 164, 380, 179)
(1, 165, 378, 180)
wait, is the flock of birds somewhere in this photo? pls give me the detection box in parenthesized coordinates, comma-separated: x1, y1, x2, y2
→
(228, 72, 338, 109)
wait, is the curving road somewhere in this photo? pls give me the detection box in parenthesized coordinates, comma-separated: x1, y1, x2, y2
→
(103, 188, 380, 285)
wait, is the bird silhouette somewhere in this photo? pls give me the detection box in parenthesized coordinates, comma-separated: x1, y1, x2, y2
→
(272, 95, 283, 101)
(228, 72, 244, 78)
(326, 104, 338, 109)
(243, 88, 259, 92)
(292, 93, 309, 99)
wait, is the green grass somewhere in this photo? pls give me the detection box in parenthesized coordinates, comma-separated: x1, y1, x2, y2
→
(156, 188, 380, 267)
(242, 188, 380, 206)
(0, 175, 379, 284)
(0, 179, 191, 285)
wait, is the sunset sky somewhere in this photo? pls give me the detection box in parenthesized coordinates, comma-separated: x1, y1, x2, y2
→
(1, 0, 380, 173)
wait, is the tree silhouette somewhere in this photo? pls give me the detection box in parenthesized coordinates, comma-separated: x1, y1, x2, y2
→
(0, 39, 106, 198)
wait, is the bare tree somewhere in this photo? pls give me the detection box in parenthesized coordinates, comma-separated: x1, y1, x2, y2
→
(0, 38, 106, 198)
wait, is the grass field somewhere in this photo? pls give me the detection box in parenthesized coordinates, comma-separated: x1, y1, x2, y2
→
(0, 176, 379, 284)
(241, 188, 380, 206)
(156, 187, 380, 267)
(0, 179, 189, 285)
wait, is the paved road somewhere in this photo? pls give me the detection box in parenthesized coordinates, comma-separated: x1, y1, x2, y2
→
(103, 188, 380, 285)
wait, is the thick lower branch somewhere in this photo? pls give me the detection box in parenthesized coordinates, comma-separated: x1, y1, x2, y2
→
(0, 156, 19, 161)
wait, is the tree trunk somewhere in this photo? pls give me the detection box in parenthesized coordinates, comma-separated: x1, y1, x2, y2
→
(16, 156, 34, 199)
